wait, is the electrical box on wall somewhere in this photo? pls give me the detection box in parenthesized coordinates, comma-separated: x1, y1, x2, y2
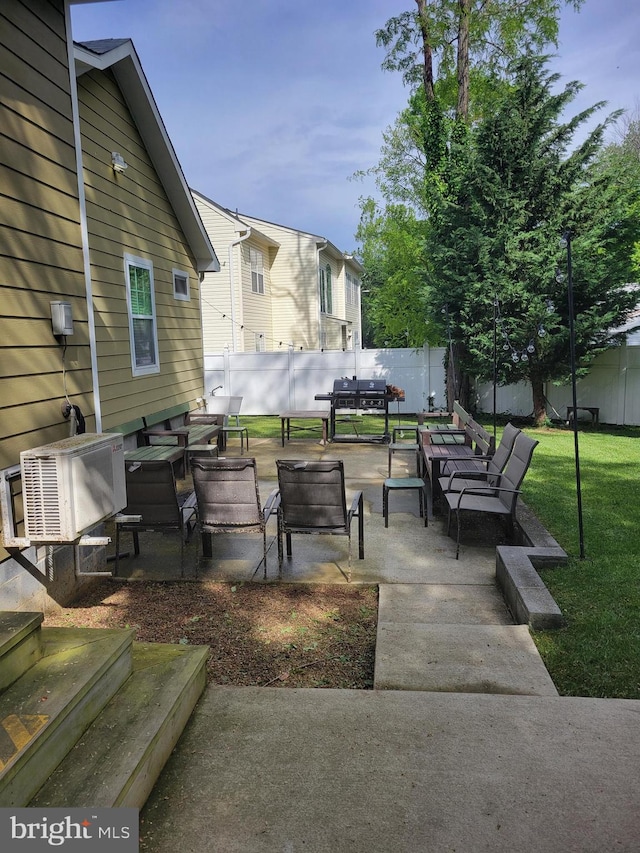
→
(51, 301, 74, 336)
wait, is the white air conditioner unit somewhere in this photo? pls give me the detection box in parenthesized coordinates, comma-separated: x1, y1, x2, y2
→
(20, 433, 126, 543)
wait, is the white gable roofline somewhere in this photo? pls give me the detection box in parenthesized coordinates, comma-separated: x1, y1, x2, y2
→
(191, 190, 280, 247)
(74, 39, 220, 272)
(237, 211, 363, 273)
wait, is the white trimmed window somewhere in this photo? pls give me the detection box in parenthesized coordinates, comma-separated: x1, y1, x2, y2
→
(172, 268, 190, 301)
(320, 263, 332, 314)
(346, 270, 359, 306)
(124, 253, 160, 376)
(250, 248, 264, 294)
(255, 331, 266, 352)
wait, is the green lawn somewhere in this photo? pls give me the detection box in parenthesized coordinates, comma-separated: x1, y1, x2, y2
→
(521, 424, 640, 699)
(242, 415, 640, 698)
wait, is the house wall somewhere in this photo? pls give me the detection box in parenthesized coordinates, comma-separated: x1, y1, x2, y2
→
(0, 0, 99, 605)
(0, 0, 91, 474)
(343, 260, 361, 345)
(318, 248, 358, 351)
(77, 67, 205, 429)
(193, 195, 236, 352)
(248, 220, 320, 351)
(194, 202, 362, 355)
(239, 238, 274, 352)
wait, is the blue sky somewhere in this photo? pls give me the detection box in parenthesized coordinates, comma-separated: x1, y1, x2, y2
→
(71, 0, 640, 252)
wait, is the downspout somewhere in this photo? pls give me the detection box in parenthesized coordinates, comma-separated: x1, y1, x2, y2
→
(228, 228, 251, 351)
(316, 239, 327, 348)
(66, 7, 102, 430)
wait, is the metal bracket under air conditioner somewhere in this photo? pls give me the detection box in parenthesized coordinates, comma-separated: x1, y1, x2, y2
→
(1, 464, 114, 578)
(1, 465, 113, 549)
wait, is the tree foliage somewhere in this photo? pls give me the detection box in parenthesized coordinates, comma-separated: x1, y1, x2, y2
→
(425, 56, 640, 422)
(357, 0, 585, 383)
(376, 0, 583, 118)
(356, 199, 435, 346)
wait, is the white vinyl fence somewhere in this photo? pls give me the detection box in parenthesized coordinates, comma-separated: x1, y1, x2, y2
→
(204, 342, 640, 425)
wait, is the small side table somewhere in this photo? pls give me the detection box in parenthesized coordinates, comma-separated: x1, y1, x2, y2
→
(383, 477, 428, 528)
(388, 442, 420, 477)
(221, 425, 249, 454)
(187, 444, 219, 463)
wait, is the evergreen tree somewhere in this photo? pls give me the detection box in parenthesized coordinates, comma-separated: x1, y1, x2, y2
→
(426, 56, 640, 423)
(357, 1, 584, 406)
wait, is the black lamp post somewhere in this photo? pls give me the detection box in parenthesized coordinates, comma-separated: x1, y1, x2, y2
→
(493, 297, 498, 441)
(558, 230, 586, 559)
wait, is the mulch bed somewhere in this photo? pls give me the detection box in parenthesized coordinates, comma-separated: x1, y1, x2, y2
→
(44, 580, 378, 689)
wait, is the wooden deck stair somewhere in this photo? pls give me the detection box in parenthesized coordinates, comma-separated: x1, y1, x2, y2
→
(0, 611, 208, 808)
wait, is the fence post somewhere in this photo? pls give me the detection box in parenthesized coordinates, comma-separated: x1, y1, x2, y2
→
(288, 344, 295, 410)
(223, 346, 231, 394)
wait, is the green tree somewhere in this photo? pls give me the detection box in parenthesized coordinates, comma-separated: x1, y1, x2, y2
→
(600, 110, 640, 279)
(426, 56, 640, 424)
(357, 0, 584, 406)
(356, 199, 435, 347)
(377, 0, 583, 118)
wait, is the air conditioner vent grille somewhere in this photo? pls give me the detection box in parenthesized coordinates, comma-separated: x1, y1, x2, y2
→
(20, 433, 126, 542)
(22, 458, 63, 538)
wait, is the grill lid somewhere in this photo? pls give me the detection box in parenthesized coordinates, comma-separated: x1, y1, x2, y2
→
(333, 379, 358, 395)
(357, 379, 386, 394)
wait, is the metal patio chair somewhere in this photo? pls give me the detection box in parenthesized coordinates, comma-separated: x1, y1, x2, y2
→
(190, 456, 279, 578)
(114, 460, 197, 577)
(220, 396, 249, 454)
(438, 422, 521, 497)
(444, 430, 539, 559)
(275, 459, 364, 581)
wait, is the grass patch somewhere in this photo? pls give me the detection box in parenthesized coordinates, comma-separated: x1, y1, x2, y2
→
(518, 424, 640, 699)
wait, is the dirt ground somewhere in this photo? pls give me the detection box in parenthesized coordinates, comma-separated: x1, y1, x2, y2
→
(44, 580, 378, 689)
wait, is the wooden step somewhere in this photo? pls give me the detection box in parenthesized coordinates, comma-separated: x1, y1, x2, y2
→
(31, 641, 209, 808)
(0, 626, 134, 806)
(0, 612, 44, 693)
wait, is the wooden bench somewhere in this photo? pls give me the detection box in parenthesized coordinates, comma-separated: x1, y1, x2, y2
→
(566, 406, 599, 426)
(420, 402, 495, 509)
(144, 404, 221, 458)
(112, 404, 221, 479)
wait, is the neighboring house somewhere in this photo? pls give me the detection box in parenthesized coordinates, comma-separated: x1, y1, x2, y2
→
(0, 0, 218, 611)
(193, 191, 363, 353)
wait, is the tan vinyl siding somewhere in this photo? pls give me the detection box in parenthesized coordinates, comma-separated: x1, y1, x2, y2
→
(240, 239, 273, 351)
(77, 68, 204, 428)
(0, 0, 90, 475)
(194, 203, 361, 353)
(193, 195, 236, 352)
(243, 220, 319, 350)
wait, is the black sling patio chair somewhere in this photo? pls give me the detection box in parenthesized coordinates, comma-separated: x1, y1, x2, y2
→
(114, 460, 197, 578)
(438, 422, 521, 498)
(190, 456, 279, 579)
(443, 430, 539, 559)
(275, 459, 364, 582)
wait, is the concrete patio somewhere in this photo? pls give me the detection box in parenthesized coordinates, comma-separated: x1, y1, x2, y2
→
(111, 437, 640, 852)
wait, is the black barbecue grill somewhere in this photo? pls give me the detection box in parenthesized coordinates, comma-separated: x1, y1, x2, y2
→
(315, 378, 401, 442)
